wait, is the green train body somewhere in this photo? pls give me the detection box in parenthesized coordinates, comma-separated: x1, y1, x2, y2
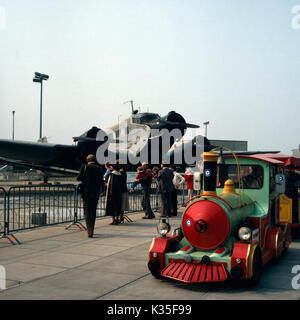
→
(148, 152, 295, 284)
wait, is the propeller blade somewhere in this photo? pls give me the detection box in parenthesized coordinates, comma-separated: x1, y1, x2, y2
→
(159, 120, 200, 129)
(185, 123, 200, 128)
(73, 136, 123, 143)
(73, 136, 95, 142)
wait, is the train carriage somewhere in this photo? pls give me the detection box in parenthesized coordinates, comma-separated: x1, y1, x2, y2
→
(148, 151, 300, 285)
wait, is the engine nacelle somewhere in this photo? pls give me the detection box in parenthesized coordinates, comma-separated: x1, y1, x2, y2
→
(73, 127, 109, 162)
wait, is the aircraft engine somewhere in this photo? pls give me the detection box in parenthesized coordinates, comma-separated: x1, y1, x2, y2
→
(73, 127, 108, 162)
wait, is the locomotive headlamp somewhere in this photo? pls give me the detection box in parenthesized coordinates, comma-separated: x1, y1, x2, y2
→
(238, 227, 252, 241)
(157, 218, 171, 238)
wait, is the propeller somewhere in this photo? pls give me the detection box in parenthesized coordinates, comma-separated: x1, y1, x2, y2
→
(185, 123, 200, 129)
(159, 119, 200, 129)
(73, 136, 97, 142)
(73, 136, 123, 143)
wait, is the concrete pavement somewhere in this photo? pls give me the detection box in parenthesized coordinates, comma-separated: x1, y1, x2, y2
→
(0, 211, 299, 300)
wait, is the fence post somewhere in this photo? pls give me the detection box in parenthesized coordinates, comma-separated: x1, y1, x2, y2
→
(155, 184, 159, 212)
(0, 187, 21, 245)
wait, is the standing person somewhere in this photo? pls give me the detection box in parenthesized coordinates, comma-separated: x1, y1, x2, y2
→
(184, 167, 194, 200)
(152, 166, 160, 191)
(158, 164, 175, 217)
(105, 163, 122, 225)
(77, 154, 104, 238)
(135, 162, 155, 219)
(103, 161, 111, 184)
(170, 165, 185, 216)
(193, 172, 202, 196)
(152, 166, 160, 179)
(117, 160, 129, 223)
(103, 161, 111, 197)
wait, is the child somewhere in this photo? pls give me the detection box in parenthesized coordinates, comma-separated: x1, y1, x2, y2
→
(130, 166, 152, 191)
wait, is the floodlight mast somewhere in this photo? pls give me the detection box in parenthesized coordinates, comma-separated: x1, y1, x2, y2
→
(33, 72, 49, 140)
(203, 121, 210, 138)
(12, 110, 15, 140)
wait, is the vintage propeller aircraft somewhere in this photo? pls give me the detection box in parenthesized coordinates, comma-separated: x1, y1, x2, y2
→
(0, 107, 213, 181)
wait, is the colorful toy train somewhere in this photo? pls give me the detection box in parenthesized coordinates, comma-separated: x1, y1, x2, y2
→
(148, 151, 300, 285)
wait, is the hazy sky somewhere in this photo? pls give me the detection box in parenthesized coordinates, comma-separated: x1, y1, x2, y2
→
(0, 0, 299, 154)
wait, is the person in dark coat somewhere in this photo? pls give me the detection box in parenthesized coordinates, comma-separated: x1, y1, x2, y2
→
(77, 154, 104, 238)
(136, 162, 155, 219)
(105, 163, 122, 225)
(157, 164, 175, 217)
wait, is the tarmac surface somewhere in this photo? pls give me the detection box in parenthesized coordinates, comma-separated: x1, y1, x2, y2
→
(0, 210, 299, 300)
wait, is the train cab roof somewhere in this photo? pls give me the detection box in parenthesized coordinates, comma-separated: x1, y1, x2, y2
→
(217, 152, 300, 217)
(223, 152, 300, 169)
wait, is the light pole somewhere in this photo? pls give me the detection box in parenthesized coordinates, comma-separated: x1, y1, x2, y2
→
(12, 110, 15, 140)
(203, 121, 210, 138)
(33, 72, 49, 140)
(118, 114, 123, 125)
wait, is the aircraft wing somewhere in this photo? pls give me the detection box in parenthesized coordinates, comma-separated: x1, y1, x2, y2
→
(0, 139, 64, 163)
(0, 139, 80, 175)
(0, 157, 79, 176)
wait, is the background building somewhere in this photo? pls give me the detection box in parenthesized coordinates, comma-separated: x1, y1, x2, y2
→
(292, 145, 300, 158)
(210, 139, 248, 152)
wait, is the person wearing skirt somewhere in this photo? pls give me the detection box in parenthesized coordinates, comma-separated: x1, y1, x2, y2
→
(105, 163, 122, 225)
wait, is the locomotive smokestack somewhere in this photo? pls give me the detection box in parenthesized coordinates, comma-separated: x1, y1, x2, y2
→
(202, 151, 219, 195)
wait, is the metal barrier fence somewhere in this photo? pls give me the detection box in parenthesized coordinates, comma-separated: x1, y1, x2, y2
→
(7, 184, 77, 233)
(74, 181, 160, 221)
(0, 182, 190, 245)
(0, 187, 6, 236)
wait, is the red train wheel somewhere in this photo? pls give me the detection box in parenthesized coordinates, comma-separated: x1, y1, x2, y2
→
(247, 248, 262, 287)
(231, 247, 262, 288)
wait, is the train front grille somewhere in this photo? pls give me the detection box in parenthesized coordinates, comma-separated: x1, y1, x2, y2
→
(161, 261, 228, 283)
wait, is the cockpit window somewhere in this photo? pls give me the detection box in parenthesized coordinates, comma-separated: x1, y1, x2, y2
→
(132, 114, 160, 124)
(217, 165, 264, 189)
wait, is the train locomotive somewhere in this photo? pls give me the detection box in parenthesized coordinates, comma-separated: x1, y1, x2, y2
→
(148, 151, 300, 285)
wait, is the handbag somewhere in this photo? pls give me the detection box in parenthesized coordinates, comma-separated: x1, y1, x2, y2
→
(77, 183, 84, 194)
(77, 165, 87, 194)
